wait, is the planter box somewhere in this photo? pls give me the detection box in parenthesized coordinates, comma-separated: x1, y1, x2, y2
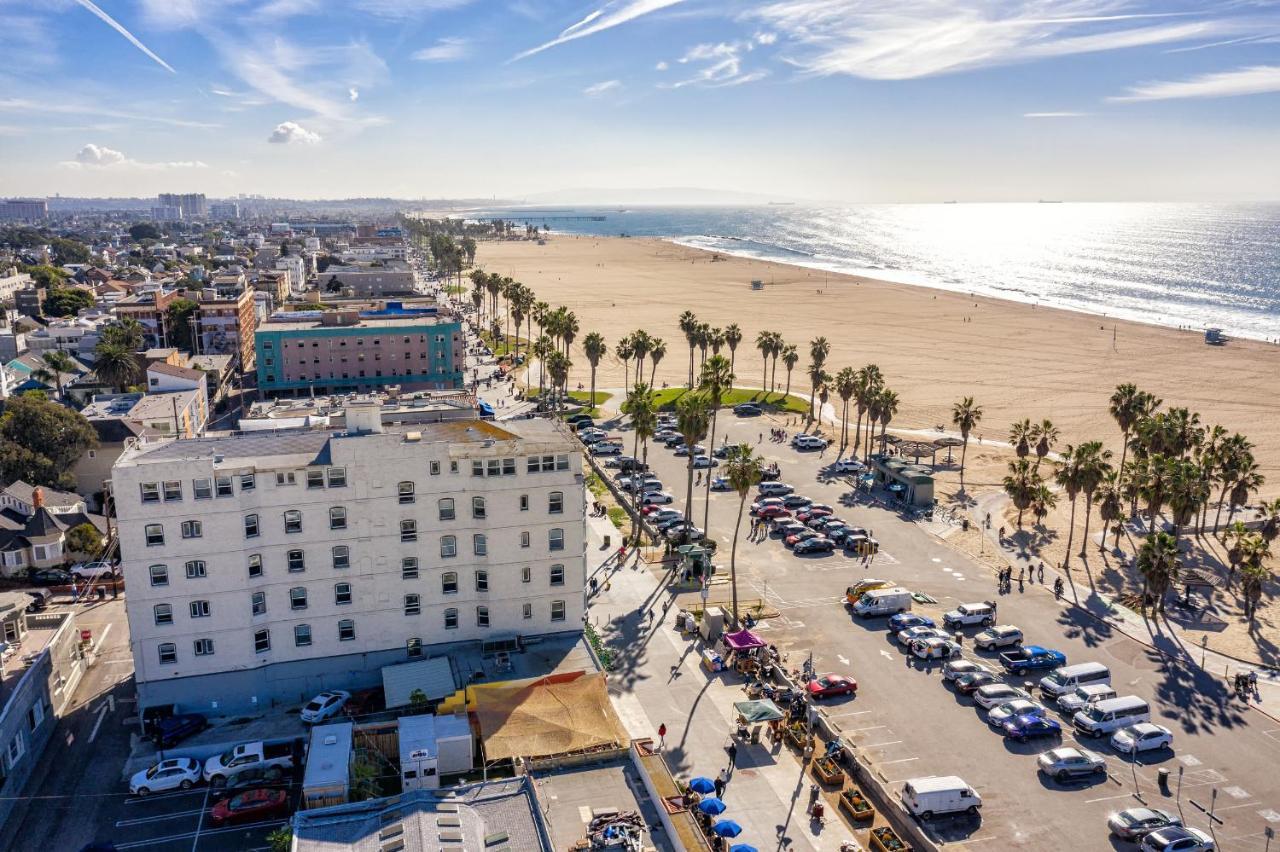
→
(812, 757, 844, 786)
(870, 826, 911, 852)
(839, 789, 875, 821)
(784, 726, 809, 750)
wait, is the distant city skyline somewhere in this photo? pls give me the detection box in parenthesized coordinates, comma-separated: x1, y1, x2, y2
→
(1, 0, 1278, 202)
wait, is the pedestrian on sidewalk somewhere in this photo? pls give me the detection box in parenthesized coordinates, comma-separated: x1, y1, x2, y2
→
(714, 771, 726, 799)
(728, 741, 738, 767)
(1038, 563, 1045, 583)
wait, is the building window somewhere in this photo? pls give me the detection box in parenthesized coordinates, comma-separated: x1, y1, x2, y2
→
(475, 570, 488, 592)
(440, 535, 456, 558)
(338, 619, 355, 641)
(244, 514, 259, 538)
(332, 546, 350, 570)
(153, 603, 173, 625)
(162, 481, 182, 501)
(437, 498, 455, 521)
(472, 497, 486, 519)
(327, 468, 346, 488)
(329, 507, 347, 530)
(407, 638, 423, 658)
(194, 638, 214, 657)
(404, 594, 421, 616)
(473, 534, 487, 556)
(307, 469, 325, 489)
(140, 482, 160, 503)
(401, 557, 418, 579)
(503, 458, 516, 476)
(476, 606, 489, 628)
(287, 550, 305, 572)
(444, 608, 458, 630)
(158, 643, 177, 665)
(550, 564, 565, 586)
(193, 478, 212, 499)
(334, 583, 352, 605)
(289, 587, 308, 610)
(472, 460, 483, 478)
(216, 475, 234, 497)
(284, 510, 302, 533)
(400, 520, 417, 542)
(520, 531, 530, 548)
(450, 460, 458, 473)
(557, 454, 569, 471)
(240, 473, 256, 491)
(254, 629, 271, 653)
(251, 591, 267, 616)
(185, 560, 207, 579)
(549, 491, 564, 514)
(294, 624, 312, 647)
(276, 472, 296, 486)
(247, 554, 263, 578)
(398, 481, 415, 504)
(430, 461, 441, 475)
(549, 528, 565, 551)
(521, 565, 531, 583)
(551, 600, 566, 621)
(520, 494, 529, 511)
(523, 603, 533, 620)
(145, 524, 165, 546)
(441, 572, 457, 594)
(189, 600, 211, 618)
(149, 564, 168, 586)
(181, 520, 202, 539)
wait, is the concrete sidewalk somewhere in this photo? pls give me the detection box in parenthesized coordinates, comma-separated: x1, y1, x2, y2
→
(583, 511, 857, 851)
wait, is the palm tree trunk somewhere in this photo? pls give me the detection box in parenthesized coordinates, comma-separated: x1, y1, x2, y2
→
(1080, 498, 1093, 558)
(590, 365, 597, 409)
(683, 454, 696, 541)
(1213, 484, 1230, 538)
(730, 495, 746, 624)
(634, 440, 650, 546)
(689, 347, 695, 388)
(1063, 496, 1078, 568)
(959, 438, 969, 488)
(770, 358, 778, 394)
(702, 411, 719, 531)
(761, 358, 767, 397)
(622, 359, 630, 393)
(853, 412, 863, 462)
(649, 360, 657, 387)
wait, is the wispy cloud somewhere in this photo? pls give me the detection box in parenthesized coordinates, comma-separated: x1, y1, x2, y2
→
(1023, 111, 1087, 117)
(583, 79, 622, 97)
(655, 60, 669, 71)
(413, 37, 471, 62)
(1110, 64, 1280, 102)
(751, 1, 1267, 81)
(0, 97, 219, 128)
(667, 39, 768, 89)
(268, 121, 322, 144)
(73, 0, 176, 73)
(513, 0, 686, 61)
(60, 143, 207, 169)
(356, 0, 475, 20)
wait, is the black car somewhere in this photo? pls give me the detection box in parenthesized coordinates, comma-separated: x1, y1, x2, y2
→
(149, 713, 209, 748)
(614, 457, 649, 473)
(24, 589, 51, 612)
(27, 568, 73, 586)
(217, 764, 289, 791)
(733, 403, 763, 417)
(794, 537, 836, 555)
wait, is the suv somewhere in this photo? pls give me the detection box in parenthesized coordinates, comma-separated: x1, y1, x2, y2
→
(149, 713, 209, 748)
(791, 435, 828, 450)
(758, 482, 794, 497)
(733, 403, 763, 416)
(943, 601, 996, 628)
(973, 624, 1023, 650)
(71, 561, 119, 581)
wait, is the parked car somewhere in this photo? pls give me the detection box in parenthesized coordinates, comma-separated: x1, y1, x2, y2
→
(1057, 684, 1118, 715)
(665, 525, 705, 542)
(897, 626, 949, 647)
(203, 741, 296, 783)
(26, 568, 72, 586)
(150, 713, 209, 748)
(691, 456, 717, 469)
(647, 508, 683, 525)
(890, 613, 936, 634)
(750, 497, 784, 514)
(655, 516, 688, 533)
(219, 764, 289, 792)
(912, 638, 961, 660)
(784, 529, 821, 548)
(300, 690, 350, 724)
(70, 561, 118, 581)
(942, 601, 997, 628)
(1000, 645, 1067, 676)
(757, 482, 794, 497)
(757, 505, 793, 522)
(673, 443, 706, 457)
(828, 458, 865, 474)
(590, 442, 623, 456)
(807, 515, 843, 531)
(130, 758, 202, 796)
(733, 403, 763, 416)
(578, 428, 608, 444)
(973, 684, 1030, 710)
(806, 673, 856, 698)
(782, 494, 813, 509)
(640, 491, 675, 506)
(1001, 715, 1062, 742)
(1111, 723, 1173, 754)
(605, 455, 645, 471)
(24, 589, 51, 612)
(796, 506, 834, 522)
(209, 788, 290, 827)
(709, 476, 731, 491)
(955, 671, 1000, 694)
(1037, 747, 1107, 781)
(824, 524, 856, 544)
(791, 434, 829, 450)
(1139, 826, 1214, 852)
(1108, 808, 1182, 841)
(619, 476, 663, 493)
(973, 625, 1024, 651)
(987, 699, 1045, 727)
(772, 521, 807, 539)
(794, 537, 836, 555)
(942, 659, 987, 682)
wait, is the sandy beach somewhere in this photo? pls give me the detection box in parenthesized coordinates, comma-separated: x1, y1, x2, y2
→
(482, 234, 1280, 489)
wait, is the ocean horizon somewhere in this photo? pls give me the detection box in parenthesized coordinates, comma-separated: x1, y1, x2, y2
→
(473, 202, 1280, 342)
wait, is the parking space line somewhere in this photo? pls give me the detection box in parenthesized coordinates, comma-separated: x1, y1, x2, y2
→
(191, 784, 210, 852)
(843, 724, 887, 732)
(115, 806, 208, 828)
(1085, 792, 1137, 804)
(112, 818, 288, 850)
(124, 789, 206, 806)
(878, 757, 920, 766)
(862, 740, 903, 749)
(1209, 801, 1261, 813)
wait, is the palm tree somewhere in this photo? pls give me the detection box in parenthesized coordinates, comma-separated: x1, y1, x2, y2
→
(544, 350, 571, 412)
(1165, 458, 1209, 546)
(679, 311, 699, 387)
(1134, 453, 1175, 540)
(469, 270, 487, 324)
(532, 335, 555, 403)
(93, 341, 140, 392)
(724, 443, 762, 624)
(510, 286, 531, 363)
(1212, 434, 1254, 534)
(807, 337, 830, 420)
(561, 309, 580, 359)
(1003, 458, 1039, 529)
(630, 330, 653, 381)
(695, 322, 711, 372)
(1110, 384, 1161, 517)
(754, 330, 772, 394)
(648, 338, 667, 386)
(834, 367, 856, 449)
(1009, 419, 1034, 459)
(1259, 497, 1280, 543)
(533, 301, 550, 343)
(875, 388, 899, 454)
(583, 332, 607, 409)
(1136, 531, 1180, 612)
(1095, 471, 1123, 553)
(621, 383, 657, 544)
(1032, 419, 1059, 470)
(781, 345, 799, 399)
(768, 332, 783, 394)
(723, 323, 742, 387)
(675, 392, 711, 543)
(853, 365, 883, 462)
(32, 350, 77, 400)
(100, 317, 144, 350)
(951, 397, 983, 489)
(615, 336, 635, 392)
(501, 277, 517, 348)
(1227, 464, 1265, 527)
(1055, 444, 1088, 568)
(1031, 483, 1057, 527)
(699, 355, 734, 531)
(1077, 441, 1113, 558)
(1238, 536, 1272, 622)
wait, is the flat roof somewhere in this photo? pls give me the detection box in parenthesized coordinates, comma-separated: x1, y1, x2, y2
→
(535, 760, 663, 852)
(260, 316, 451, 331)
(303, 722, 353, 791)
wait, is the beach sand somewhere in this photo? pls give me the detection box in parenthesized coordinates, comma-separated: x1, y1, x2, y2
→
(481, 234, 1280, 487)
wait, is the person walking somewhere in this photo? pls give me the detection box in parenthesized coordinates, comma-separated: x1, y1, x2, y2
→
(728, 740, 738, 767)
(714, 770, 727, 798)
(1038, 563, 1045, 584)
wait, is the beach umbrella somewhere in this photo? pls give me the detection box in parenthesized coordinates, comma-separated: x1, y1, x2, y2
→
(712, 820, 744, 838)
(688, 776, 716, 794)
(729, 845, 759, 852)
(697, 797, 728, 815)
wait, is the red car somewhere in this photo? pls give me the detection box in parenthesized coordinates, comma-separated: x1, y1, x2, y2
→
(210, 788, 289, 827)
(757, 505, 793, 520)
(796, 506, 835, 522)
(806, 673, 857, 699)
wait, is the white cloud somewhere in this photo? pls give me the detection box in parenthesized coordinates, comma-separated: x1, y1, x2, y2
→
(268, 120, 322, 144)
(349, 87, 360, 101)
(75, 143, 126, 165)
(667, 39, 767, 88)
(0, 97, 219, 129)
(73, 0, 175, 73)
(755, 31, 777, 45)
(357, 0, 475, 19)
(584, 79, 622, 97)
(655, 60, 669, 70)
(413, 37, 471, 62)
(1023, 111, 1087, 117)
(513, 0, 687, 61)
(750, 1, 1267, 81)
(1109, 64, 1280, 102)
(61, 143, 207, 169)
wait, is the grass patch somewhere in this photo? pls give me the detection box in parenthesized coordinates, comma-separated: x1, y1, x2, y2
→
(527, 390, 613, 419)
(586, 472, 607, 499)
(479, 331, 530, 359)
(607, 506, 627, 529)
(649, 387, 808, 414)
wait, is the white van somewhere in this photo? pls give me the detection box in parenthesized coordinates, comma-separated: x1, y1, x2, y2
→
(1073, 696, 1150, 738)
(1039, 662, 1111, 698)
(900, 776, 982, 819)
(853, 587, 912, 618)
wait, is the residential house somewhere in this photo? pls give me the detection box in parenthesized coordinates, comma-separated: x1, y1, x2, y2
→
(0, 484, 107, 577)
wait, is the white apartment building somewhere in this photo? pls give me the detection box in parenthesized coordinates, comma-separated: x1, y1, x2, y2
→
(111, 401, 586, 715)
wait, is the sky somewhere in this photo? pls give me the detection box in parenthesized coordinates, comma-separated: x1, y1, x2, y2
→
(1, 0, 1279, 202)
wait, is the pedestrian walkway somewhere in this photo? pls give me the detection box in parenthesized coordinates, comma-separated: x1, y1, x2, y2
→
(583, 512, 856, 851)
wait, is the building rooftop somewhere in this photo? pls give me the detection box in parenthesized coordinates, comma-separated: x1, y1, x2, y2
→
(147, 361, 205, 382)
(535, 760, 666, 852)
(126, 388, 201, 423)
(81, 393, 145, 419)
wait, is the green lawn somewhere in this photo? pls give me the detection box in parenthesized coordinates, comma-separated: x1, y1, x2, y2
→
(526, 390, 613, 419)
(648, 387, 808, 414)
(478, 331, 530, 359)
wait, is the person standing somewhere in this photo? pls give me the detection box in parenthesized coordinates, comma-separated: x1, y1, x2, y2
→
(714, 770, 727, 799)
(728, 740, 738, 767)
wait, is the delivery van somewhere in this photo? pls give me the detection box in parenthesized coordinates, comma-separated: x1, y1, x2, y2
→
(852, 587, 912, 617)
(900, 776, 982, 819)
(1039, 662, 1111, 698)
(1073, 696, 1150, 738)
(844, 579, 890, 605)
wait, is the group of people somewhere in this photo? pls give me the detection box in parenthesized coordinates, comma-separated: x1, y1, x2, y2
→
(996, 561, 1048, 593)
(763, 428, 789, 443)
(588, 500, 609, 517)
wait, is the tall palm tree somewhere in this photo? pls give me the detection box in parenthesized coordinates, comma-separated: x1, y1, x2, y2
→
(699, 355, 734, 531)
(695, 322, 711, 372)
(875, 388, 899, 454)
(1136, 531, 1180, 612)
(545, 351, 571, 413)
(615, 336, 635, 393)
(1212, 434, 1254, 534)
(1259, 497, 1280, 543)
(1076, 441, 1113, 558)
(533, 301, 550, 343)
(754, 330, 772, 394)
(1165, 458, 1209, 545)
(501, 277, 517, 348)
(510, 286, 531, 363)
(781, 345, 799, 399)
(679, 311, 699, 387)
(33, 350, 77, 400)
(1227, 464, 1265, 527)
(723, 323, 742, 387)
(807, 337, 831, 420)
(630, 330, 653, 381)
(561, 309, 579, 359)
(1194, 424, 1228, 534)
(93, 341, 140, 392)
(675, 392, 711, 543)
(834, 367, 856, 449)
(708, 327, 725, 357)
(768, 333, 783, 394)
(1095, 471, 1123, 553)
(1032, 419, 1059, 470)
(532, 335, 555, 403)
(583, 332, 607, 408)
(648, 338, 667, 386)
(621, 383, 657, 544)
(469, 270, 487, 324)
(724, 443, 762, 624)
(1238, 536, 1272, 622)
(1055, 444, 1088, 568)
(951, 396, 983, 489)
(1031, 483, 1057, 527)
(1110, 384, 1161, 517)
(853, 365, 883, 462)
(1003, 458, 1039, 529)
(1009, 418, 1034, 459)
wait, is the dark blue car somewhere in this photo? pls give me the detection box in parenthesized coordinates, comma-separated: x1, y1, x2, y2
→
(150, 713, 208, 748)
(888, 613, 936, 633)
(1002, 714, 1062, 743)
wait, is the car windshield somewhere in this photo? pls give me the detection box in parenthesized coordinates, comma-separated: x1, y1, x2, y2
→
(1043, 672, 1064, 686)
(1083, 705, 1108, 722)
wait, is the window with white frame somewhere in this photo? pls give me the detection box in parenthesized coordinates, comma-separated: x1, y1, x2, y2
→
(438, 498, 455, 521)
(193, 478, 212, 499)
(254, 629, 271, 652)
(247, 554, 262, 578)
(521, 565, 531, 583)
(404, 594, 421, 616)
(153, 603, 173, 625)
(472, 496, 486, 519)
(216, 475, 234, 497)
(149, 564, 169, 586)
(398, 481, 415, 503)
(440, 535, 456, 558)
(475, 570, 488, 592)
(549, 491, 564, 514)
(400, 519, 417, 542)
(550, 564, 565, 586)
(284, 510, 302, 533)
(473, 534, 487, 556)
(251, 591, 266, 616)
(329, 506, 347, 530)
(189, 600, 211, 618)
(194, 638, 214, 656)
(289, 587, 308, 610)
(307, 469, 325, 489)
(476, 606, 490, 628)
(520, 531, 530, 548)
(327, 467, 346, 488)
(549, 528, 565, 551)
(158, 643, 177, 664)
(338, 618, 355, 641)
(294, 624, 312, 646)
(443, 608, 458, 629)
(244, 514, 260, 538)
(334, 583, 352, 605)
(181, 520, 203, 539)
(551, 600, 566, 621)
(332, 546, 350, 570)
(401, 557, 418, 579)
(441, 571, 457, 594)
(145, 524, 164, 546)
(140, 482, 160, 503)
(523, 602, 533, 620)
(287, 549, 305, 572)
(162, 481, 182, 501)
(185, 560, 206, 579)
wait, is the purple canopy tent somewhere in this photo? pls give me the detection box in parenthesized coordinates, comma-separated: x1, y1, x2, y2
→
(723, 629, 766, 651)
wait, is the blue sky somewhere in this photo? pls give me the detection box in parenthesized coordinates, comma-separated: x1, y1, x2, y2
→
(2, 0, 1278, 201)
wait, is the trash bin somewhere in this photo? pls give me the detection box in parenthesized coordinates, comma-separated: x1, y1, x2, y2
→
(97, 587, 107, 601)
(962, 519, 970, 531)
(603, 534, 611, 548)
(1157, 768, 1170, 788)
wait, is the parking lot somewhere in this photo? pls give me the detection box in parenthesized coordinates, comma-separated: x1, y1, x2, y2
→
(106, 775, 299, 852)
(601, 404, 1280, 850)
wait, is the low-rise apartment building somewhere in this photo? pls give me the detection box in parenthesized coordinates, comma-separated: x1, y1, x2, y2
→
(111, 400, 585, 715)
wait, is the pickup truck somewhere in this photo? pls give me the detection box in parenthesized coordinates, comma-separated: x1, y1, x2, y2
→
(1000, 646, 1067, 676)
(203, 741, 296, 784)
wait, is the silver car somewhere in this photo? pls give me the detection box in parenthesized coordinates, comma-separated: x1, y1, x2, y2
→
(1037, 746, 1106, 781)
(943, 659, 991, 683)
(973, 625, 1023, 650)
(987, 699, 1045, 727)
(1107, 807, 1182, 841)
(973, 683, 1030, 709)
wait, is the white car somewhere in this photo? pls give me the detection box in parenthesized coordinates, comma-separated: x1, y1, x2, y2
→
(942, 659, 991, 683)
(912, 638, 961, 660)
(71, 561, 118, 580)
(792, 435, 829, 450)
(300, 690, 351, 724)
(828, 458, 865, 474)
(590, 442, 623, 456)
(130, 757, 202, 796)
(1111, 723, 1173, 754)
(640, 491, 674, 506)
(973, 625, 1023, 650)
(897, 626, 949, 647)
(757, 482, 794, 497)
(1140, 826, 1214, 852)
(987, 699, 1045, 727)
(973, 684, 1030, 710)
(691, 456, 718, 469)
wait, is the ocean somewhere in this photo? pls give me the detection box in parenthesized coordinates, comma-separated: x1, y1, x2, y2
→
(474, 203, 1280, 341)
